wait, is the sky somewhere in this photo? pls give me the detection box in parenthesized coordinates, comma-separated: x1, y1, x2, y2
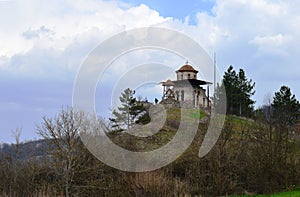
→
(0, 0, 300, 143)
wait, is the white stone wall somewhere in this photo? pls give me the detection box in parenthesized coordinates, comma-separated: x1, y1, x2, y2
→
(173, 86, 209, 108)
(176, 71, 197, 80)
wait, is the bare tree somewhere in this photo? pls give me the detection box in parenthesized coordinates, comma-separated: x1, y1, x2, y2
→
(37, 107, 93, 197)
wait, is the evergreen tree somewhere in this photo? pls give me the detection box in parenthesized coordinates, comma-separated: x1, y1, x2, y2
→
(272, 85, 300, 130)
(237, 69, 255, 117)
(109, 88, 149, 131)
(214, 65, 255, 117)
(223, 65, 239, 115)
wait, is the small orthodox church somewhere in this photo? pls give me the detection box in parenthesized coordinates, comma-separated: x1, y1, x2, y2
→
(160, 62, 211, 108)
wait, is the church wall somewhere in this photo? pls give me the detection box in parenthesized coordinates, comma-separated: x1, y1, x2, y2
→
(176, 71, 197, 80)
(173, 86, 209, 108)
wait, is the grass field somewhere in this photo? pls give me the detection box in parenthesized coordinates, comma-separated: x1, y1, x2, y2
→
(232, 188, 300, 197)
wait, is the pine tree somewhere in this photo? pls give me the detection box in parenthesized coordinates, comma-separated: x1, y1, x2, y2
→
(272, 85, 300, 130)
(214, 65, 255, 117)
(223, 65, 239, 115)
(237, 69, 255, 117)
(109, 88, 149, 131)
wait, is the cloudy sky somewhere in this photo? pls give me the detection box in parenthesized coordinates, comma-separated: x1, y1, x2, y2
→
(1, 0, 299, 143)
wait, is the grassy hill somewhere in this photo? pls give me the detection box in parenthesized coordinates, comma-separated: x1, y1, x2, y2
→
(107, 107, 300, 196)
(1, 107, 300, 196)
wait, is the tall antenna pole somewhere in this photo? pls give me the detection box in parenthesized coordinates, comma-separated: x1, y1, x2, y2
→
(214, 52, 216, 93)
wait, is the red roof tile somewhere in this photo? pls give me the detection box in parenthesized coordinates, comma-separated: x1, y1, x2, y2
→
(177, 64, 198, 73)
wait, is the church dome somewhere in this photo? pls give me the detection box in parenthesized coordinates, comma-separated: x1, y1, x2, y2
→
(177, 64, 198, 73)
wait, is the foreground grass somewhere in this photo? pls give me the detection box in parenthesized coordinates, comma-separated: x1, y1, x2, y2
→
(232, 188, 300, 197)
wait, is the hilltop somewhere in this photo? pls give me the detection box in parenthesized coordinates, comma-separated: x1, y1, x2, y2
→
(1, 107, 299, 196)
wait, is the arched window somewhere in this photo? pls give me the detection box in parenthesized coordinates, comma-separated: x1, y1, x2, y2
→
(181, 90, 184, 101)
(181, 74, 183, 80)
(175, 91, 179, 101)
(194, 74, 196, 79)
(188, 74, 190, 79)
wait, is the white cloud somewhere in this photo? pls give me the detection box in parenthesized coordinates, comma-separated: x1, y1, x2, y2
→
(0, 0, 168, 77)
(249, 34, 292, 57)
(250, 34, 291, 47)
(1, 0, 300, 104)
(22, 25, 55, 40)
